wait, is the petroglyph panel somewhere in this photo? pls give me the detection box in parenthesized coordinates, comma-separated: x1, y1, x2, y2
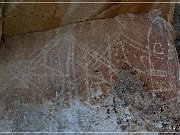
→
(0, 13, 179, 108)
(73, 13, 179, 104)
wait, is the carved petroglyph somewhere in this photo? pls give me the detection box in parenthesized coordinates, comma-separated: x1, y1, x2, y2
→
(147, 13, 179, 91)
(77, 44, 114, 102)
(152, 36, 164, 55)
(0, 28, 76, 105)
(120, 36, 149, 74)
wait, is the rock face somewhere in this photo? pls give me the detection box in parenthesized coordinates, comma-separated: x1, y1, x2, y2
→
(0, 2, 4, 43)
(3, 0, 172, 37)
(173, 4, 180, 61)
(0, 9, 179, 132)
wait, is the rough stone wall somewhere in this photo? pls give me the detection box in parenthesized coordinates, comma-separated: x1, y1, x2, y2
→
(0, 2, 4, 45)
(2, 0, 172, 37)
(0, 8, 179, 132)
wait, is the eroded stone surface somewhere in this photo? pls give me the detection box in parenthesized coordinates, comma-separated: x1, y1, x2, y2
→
(0, 10, 179, 132)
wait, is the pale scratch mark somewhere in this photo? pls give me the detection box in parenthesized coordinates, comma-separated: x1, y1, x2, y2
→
(147, 19, 155, 90)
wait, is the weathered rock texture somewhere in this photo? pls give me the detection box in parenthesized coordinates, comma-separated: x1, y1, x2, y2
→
(173, 4, 180, 61)
(3, 0, 173, 37)
(0, 9, 179, 132)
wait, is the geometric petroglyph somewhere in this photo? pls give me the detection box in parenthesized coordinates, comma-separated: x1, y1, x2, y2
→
(0, 26, 76, 106)
(120, 34, 150, 74)
(147, 16, 179, 91)
(150, 69, 167, 77)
